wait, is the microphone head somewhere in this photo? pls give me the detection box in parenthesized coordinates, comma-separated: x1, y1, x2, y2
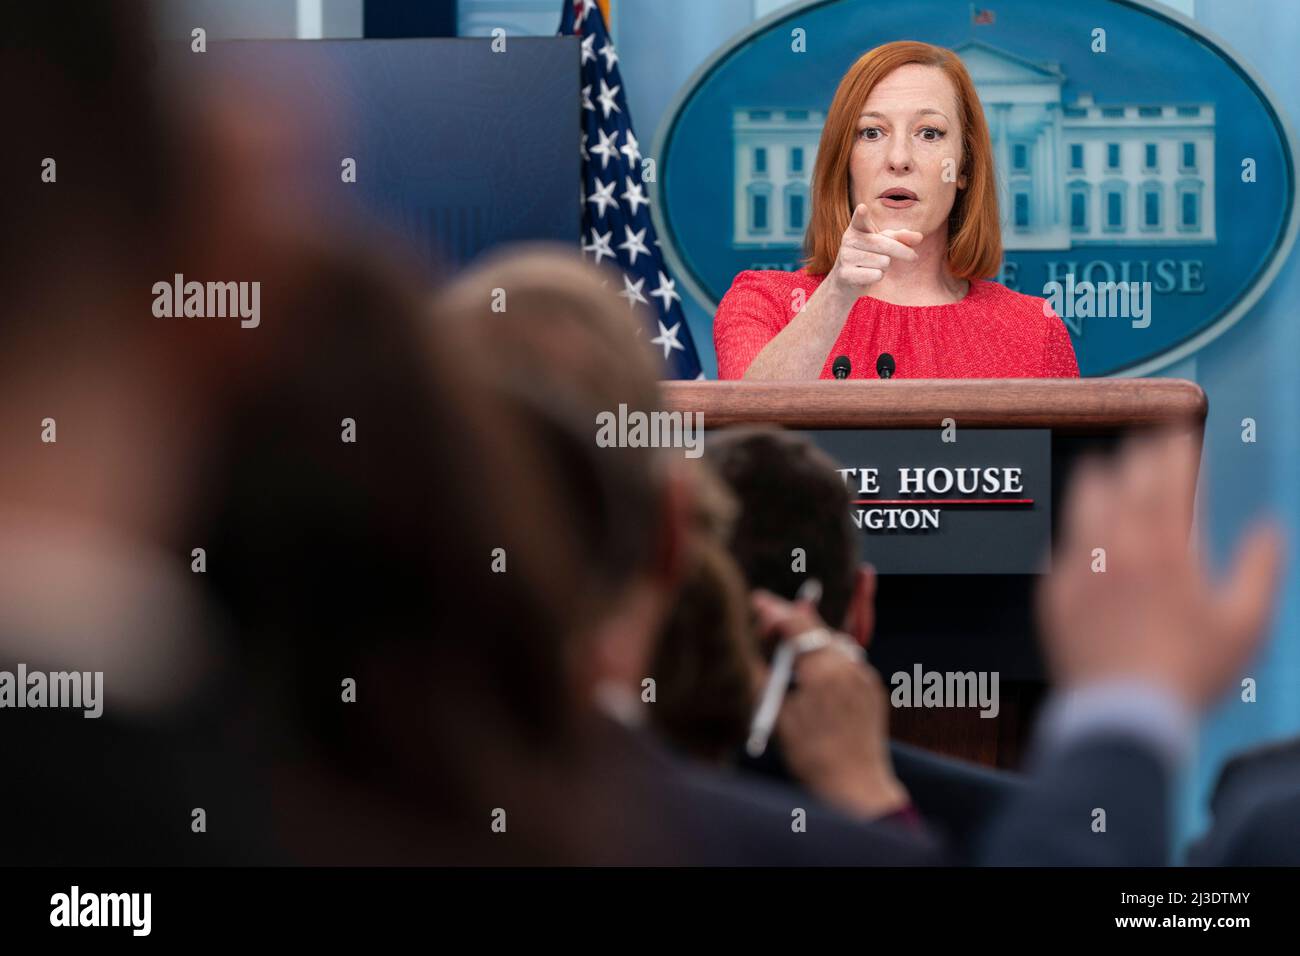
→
(832, 355, 851, 379)
(876, 352, 896, 378)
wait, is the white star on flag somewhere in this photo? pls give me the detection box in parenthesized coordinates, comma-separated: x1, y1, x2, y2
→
(597, 78, 622, 119)
(583, 227, 614, 265)
(617, 225, 649, 264)
(620, 177, 649, 216)
(618, 273, 648, 309)
(650, 320, 685, 360)
(590, 127, 618, 169)
(619, 129, 641, 166)
(587, 177, 617, 217)
(561, 0, 704, 379)
(649, 270, 681, 310)
(599, 41, 618, 72)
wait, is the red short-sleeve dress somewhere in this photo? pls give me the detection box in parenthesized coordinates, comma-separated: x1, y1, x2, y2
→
(713, 268, 1080, 380)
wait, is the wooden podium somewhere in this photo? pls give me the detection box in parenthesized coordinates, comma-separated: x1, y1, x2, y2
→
(663, 378, 1207, 769)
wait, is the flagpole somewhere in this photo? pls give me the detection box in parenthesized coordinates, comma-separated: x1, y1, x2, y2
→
(599, 0, 614, 45)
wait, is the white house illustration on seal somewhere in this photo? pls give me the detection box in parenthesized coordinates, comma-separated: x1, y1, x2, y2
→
(732, 40, 1215, 251)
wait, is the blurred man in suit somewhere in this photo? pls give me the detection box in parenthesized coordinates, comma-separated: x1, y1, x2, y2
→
(706, 426, 1285, 866)
(980, 433, 1283, 865)
(706, 427, 1023, 860)
(436, 246, 940, 864)
(0, 0, 667, 866)
(645, 454, 924, 829)
(0, 0, 277, 864)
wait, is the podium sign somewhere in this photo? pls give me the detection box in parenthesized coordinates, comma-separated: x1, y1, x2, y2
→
(798, 429, 1052, 575)
(670, 379, 1204, 761)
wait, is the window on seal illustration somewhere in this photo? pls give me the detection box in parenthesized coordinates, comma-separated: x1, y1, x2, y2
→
(785, 181, 807, 235)
(1069, 180, 1090, 233)
(1176, 179, 1202, 232)
(1102, 180, 1127, 233)
(747, 182, 772, 235)
(1012, 143, 1028, 172)
(1013, 191, 1030, 229)
(1140, 181, 1163, 231)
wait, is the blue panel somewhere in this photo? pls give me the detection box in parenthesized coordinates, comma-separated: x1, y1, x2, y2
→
(364, 0, 457, 37)
(198, 38, 579, 272)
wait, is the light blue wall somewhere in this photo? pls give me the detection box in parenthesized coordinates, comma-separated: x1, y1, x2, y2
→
(456, 0, 560, 36)
(1174, 0, 1300, 850)
(154, 0, 363, 39)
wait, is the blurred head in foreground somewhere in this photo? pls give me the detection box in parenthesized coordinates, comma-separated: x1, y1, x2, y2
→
(436, 245, 691, 708)
(438, 247, 774, 768)
(0, 0, 659, 864)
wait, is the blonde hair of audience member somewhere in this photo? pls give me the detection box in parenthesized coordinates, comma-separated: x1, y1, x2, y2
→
(435, 245, 694, 718)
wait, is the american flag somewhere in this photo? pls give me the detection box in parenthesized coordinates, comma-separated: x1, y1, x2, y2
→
(972, 6, 996, 25)
(558, 0, 704, 379)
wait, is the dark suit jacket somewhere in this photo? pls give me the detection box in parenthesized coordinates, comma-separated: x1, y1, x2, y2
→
(739, 735, 1022, 865)
(978, 733, 1172, 866)
(605, 717, 942, 865)
(889, 741, 1024, 864)
(1185, 735, 1300, 866)
(0, 681, 278, 865)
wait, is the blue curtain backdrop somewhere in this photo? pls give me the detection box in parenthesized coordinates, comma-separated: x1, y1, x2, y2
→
(457, 0, 1300, 850)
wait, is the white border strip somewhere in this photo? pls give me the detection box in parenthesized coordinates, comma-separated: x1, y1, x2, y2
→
(296, 0, 324, 39)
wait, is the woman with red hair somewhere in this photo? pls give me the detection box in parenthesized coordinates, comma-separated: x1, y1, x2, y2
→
(714, 41, 1079, 380)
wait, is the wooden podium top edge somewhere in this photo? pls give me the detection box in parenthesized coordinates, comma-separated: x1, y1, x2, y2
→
(660, 378, 1207, 433)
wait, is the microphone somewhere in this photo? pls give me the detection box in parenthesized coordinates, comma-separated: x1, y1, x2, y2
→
(876, 353, 896, 379)
(832, 355, 852, 379)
